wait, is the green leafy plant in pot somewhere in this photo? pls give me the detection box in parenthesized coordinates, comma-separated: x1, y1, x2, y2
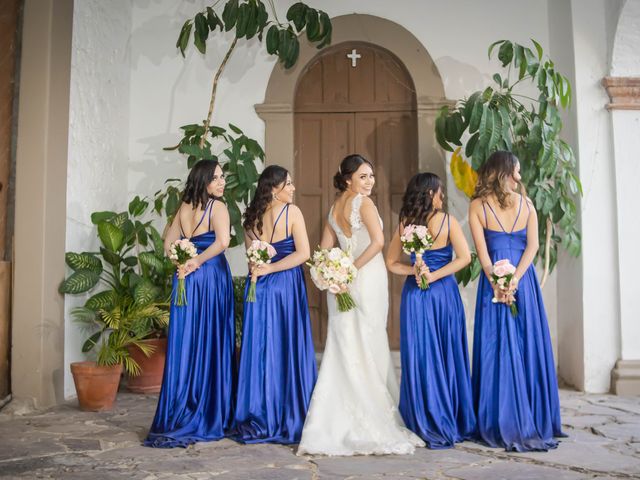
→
(60, 196, 172, 410)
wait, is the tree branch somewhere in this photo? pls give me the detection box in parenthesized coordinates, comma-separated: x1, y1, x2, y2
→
(540, 216, 552, 288)
(199, 36, 239, 148)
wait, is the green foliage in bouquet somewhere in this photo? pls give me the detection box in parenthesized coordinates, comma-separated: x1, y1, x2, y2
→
(435, 39, 582, 286)
(59, 196, 172, 375)
(154, 0, 332, 247)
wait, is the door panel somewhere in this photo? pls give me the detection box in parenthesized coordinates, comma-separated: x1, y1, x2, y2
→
(294, 42, 417, 351)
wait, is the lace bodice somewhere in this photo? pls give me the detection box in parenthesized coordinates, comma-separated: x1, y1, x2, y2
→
(328, 194, 383, 259)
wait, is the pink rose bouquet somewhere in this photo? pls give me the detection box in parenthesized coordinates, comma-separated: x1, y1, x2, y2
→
(246, 239, 277, 302)
(307, 247, 357, 312)
(169, 239, 198, 306)
(490, 259, 518, 317)
(400, 224, 434, 289)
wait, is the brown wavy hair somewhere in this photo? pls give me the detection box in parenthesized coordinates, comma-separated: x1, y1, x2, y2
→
(472, 151, 525, 208)
(243, 165, 289, 236)
(399, 173, 444, 227)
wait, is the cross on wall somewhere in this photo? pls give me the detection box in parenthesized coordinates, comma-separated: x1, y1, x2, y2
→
(347, 49, 361, 67)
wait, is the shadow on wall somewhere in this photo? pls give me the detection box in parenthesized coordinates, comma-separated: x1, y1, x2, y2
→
(434, 56, 489, 100)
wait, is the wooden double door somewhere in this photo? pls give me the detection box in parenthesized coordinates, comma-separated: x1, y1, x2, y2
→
(294, 43, 418, 350)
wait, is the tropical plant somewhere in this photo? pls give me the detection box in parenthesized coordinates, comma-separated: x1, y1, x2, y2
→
(435, 39, 581, 287)
(233, 276, 247, 348)
(155, 0, 332, 246)
(59, 196, 172, 375)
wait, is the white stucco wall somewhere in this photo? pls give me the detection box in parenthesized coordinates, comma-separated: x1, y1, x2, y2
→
(64, 0, 132, 398)
(565, 0, 621, 392)
(611, 0, 640, 362)
(127, 0, 557, 358)
(68, 0, 640, 396)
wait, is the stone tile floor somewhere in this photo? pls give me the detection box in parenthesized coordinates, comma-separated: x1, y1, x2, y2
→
(0, 389, 638, 479)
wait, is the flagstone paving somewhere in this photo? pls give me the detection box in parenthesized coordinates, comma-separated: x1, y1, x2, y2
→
(0, 389, 638, 479)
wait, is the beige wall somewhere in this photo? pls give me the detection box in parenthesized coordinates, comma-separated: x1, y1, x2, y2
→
(11, 0, 72, 407)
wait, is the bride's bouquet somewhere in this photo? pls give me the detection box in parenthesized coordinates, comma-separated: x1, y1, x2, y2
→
(246, 239, 277, 302)
(169, 238, 198, 306)
(307, 247, 357, 312)
(400, 224, 434, 289)
(490, 259, 518, 317)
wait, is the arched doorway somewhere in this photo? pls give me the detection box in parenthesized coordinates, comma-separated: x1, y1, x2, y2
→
(294, 42, 418, 350)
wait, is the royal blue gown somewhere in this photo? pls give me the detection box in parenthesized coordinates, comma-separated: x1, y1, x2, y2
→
(230, 204, 317, 444)
(145, 199, 235, 448)
(472, 196, 564, 451)
(399, 214, 476, 448)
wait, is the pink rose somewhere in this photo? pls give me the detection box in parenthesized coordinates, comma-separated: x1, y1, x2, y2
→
(414, 225, 428, 239)
(503, 264, 516, 275)
(494, 265, 507, 277)
(494, 259, 510, 267)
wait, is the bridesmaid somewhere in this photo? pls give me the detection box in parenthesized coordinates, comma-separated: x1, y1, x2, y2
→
(145, 159, 234, 448)
(386, 173, 476, 449)
(230, 165, 317, 444)
(469, 151, 564, 451)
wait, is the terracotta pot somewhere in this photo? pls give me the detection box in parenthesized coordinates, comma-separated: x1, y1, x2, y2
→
(70, 361, 123, 412)
(126, 338, 167, 394)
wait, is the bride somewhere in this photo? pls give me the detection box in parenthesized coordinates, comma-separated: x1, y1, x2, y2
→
(297, 154, 424, 456)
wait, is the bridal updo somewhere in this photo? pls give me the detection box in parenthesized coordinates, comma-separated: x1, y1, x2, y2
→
(333, 154, 374, 192)
(399, 173, 444, 227)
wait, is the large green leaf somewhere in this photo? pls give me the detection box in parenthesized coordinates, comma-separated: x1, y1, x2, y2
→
(98, 222, 124, 252)
(91, 211, 116, 225)
(222, 0, 239, 31)
(59, 269, 101, 294)
(139, 252, 164, 272)
(65, 252, 102, 273)
(82, 331, 102, 353)
(176, 20, 192, 57)
(134, 279, 159, 306)
(100, 247, 122, 266)
(85, 290, 116, 310)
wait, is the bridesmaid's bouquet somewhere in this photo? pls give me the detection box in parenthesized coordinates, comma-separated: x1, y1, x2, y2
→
(246, 240, 277, 302)
(400, 224, 434, 289)
(490, 259, 518, 317)
(307, 247, 358, 312)
(169, 239, 198, 306)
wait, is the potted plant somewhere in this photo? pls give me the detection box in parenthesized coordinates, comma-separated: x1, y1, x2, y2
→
(60, 197, 172, 410)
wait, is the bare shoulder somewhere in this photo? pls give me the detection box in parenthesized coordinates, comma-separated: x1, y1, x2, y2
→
(211, 198, 229, 215)
(287, 203, 304, 219)
(447, 212, 461, 227)
(524, 195, 535, 209)
(359, 195, 377, 210)
(469, 197, 484, 213)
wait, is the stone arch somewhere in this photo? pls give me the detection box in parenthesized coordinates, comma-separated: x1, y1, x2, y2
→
(256, 13, 451, 180)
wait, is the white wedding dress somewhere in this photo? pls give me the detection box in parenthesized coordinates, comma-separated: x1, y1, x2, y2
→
(297, 194, 424, 456)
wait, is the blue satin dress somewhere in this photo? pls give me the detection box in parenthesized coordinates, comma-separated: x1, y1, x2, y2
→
(399, 214, 476, 448)
(231, 204, 317, 444)
(145, 199, 235, 448)
(472, 197, 564, 451)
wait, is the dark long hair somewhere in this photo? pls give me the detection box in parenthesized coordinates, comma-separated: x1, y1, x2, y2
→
(472, 150, 525, 208)
(243, 165, 289, 235)
(333, 154, 374, 192)
(181, 159, 221, 210)
(399, 173, 444, 227)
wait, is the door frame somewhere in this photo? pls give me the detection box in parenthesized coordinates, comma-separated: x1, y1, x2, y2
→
(256, 13, 452, 181)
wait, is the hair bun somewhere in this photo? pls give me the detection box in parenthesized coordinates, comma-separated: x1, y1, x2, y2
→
(333, 171, 348, 192)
